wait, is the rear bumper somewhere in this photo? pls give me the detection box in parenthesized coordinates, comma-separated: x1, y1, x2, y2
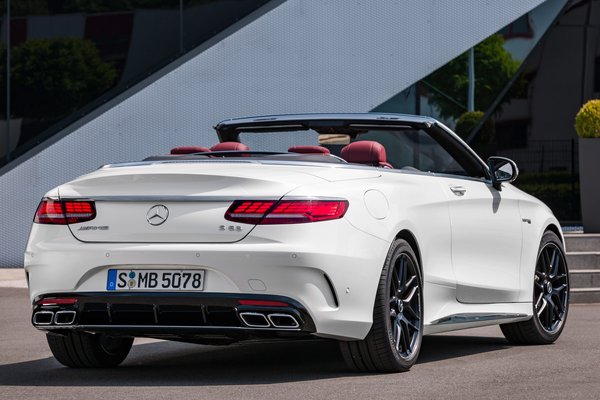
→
(32, 292, 315, 342)
(25, 221, 391, 340)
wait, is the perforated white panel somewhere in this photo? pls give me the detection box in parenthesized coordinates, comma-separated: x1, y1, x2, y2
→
(0, 0, 547, 266)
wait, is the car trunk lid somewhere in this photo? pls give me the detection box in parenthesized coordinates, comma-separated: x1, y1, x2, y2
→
(60, 162, 327, 243)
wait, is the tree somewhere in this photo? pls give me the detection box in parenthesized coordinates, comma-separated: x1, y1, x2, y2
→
(423, 34, 521, 119)
(0, 38, 117, 121)
(455, 110, 495, 143)
(0, 0, 220, 14)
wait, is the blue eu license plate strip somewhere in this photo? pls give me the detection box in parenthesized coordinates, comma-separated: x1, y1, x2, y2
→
(107, 269, 118, 290)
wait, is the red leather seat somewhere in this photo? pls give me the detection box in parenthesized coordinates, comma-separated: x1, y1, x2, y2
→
(288, 145, 331, 154)
(170, 146, 211, 154)
(340, 141, 393, 168)
(211, 142, 250, 152)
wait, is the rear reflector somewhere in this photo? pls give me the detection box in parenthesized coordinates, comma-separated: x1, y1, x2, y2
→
(37, 297, 78, 306)
(225, 199, 348, 225)
(238, 300, 289, 307)
(34, 199, 96, 225)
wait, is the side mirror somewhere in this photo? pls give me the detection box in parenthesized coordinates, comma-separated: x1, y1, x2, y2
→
(487, 156, 519, 191)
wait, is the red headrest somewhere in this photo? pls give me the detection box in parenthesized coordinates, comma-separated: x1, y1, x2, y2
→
(340, 141, 392, 168)
(288, 146, 331, 154)
(211, 142, 250, 152)
(170, 146, 211, 154)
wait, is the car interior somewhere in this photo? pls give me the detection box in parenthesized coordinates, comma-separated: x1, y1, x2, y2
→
(161, 126, 487, 180)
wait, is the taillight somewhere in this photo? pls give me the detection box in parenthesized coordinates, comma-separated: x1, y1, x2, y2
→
(224, 200, 276, 224)
(34, 199, 96, 225)
(225, 199, 348, 224)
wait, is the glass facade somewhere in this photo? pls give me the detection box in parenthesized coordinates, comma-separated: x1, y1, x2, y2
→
(0, 0, 269, 166)
(373, 0, 594, 223)
(488, 0, 600, 222)
(0, 0, 592, 224)
(373, 0, 567, 130)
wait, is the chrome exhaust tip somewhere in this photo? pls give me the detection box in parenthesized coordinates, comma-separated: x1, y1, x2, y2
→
(239, 312, 271, 328)
(267, 313, 300, 328)
(33, 311, 54, 325)
(54, 310, 77, 325)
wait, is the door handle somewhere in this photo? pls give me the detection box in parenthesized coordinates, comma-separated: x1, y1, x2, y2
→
(450, 185, 466, 196)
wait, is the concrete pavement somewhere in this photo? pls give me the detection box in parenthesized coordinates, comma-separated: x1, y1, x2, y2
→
(1, 287, 599, 400)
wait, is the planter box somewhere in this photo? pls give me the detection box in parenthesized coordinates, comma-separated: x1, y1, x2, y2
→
(579, 138, 600, 233)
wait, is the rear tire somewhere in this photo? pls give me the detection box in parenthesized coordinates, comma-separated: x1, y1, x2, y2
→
(47, 331, 133, 368)
(501, 231, 569, 345)
(339, 239, 423, 372)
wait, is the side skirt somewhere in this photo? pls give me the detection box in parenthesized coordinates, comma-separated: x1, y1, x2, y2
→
(424, 310, 531, 335)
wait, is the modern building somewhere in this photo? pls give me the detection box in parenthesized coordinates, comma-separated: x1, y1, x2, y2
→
(0, 0, 594, 267)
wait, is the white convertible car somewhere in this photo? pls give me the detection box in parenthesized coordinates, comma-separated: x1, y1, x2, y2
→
(25, 113, 569, 372)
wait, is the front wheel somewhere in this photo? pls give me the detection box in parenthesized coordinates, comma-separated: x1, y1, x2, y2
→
(501, 231, 569, 345)
(339, 239, 423, 372)
(47, 331, 133, 368)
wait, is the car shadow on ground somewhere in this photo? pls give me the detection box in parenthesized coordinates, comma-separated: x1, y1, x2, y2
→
(0, 334, 510, 386)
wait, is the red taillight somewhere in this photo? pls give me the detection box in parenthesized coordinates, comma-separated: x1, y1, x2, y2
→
(224, 200, 276, 224)
(238, 299, 289, 307)
(34, 199, 96, 225)
(37, 297, 78, 305)
(225, 199, 348, 224)
(33, 199, 65, 224)
(264, 200, 348, 224)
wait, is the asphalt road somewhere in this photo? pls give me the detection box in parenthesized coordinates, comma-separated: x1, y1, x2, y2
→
(1, 287, 599, 400)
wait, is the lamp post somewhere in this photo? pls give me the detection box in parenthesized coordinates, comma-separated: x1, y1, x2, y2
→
(468, 47, 475, 112)
(4, 0, 10, 163)
(179, 0, 184, 54)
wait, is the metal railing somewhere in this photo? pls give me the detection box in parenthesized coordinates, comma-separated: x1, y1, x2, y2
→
(497, 139, 578, 175)
(493, 139, 580, 223)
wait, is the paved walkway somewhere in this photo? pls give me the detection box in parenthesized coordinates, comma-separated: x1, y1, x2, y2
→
(0, 268, 27, 288)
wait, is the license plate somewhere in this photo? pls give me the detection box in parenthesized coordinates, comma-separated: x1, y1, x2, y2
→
(107, 269, 205, 291)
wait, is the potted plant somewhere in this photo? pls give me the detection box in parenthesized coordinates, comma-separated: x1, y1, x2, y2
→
(575, 99, 600, 232)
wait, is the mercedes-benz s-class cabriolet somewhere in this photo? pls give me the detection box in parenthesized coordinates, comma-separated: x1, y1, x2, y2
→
(25, 113, 569, 372)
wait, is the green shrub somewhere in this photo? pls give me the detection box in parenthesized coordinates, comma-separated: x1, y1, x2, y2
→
(0, 38, 117, 121)
(455, 110, 495, 143)
(575, 99, 600, 138)
(514, 172, 580, 222)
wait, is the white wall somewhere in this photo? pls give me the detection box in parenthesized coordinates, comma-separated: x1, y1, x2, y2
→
(0, 0, 546, 266)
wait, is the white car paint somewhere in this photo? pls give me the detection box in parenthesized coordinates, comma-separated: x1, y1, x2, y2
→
(24, 114, 563, 342)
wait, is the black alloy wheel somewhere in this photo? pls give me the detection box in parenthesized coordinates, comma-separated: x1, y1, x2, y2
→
(534, 242, 569, 333)
(501, 231, 570, 345)
(389, 253, 421, 358)
(339, 238, 423, 372)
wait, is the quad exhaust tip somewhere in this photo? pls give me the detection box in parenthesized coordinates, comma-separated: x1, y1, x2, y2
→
(33, 310, 77, 326)
(54, 310, 77, 325)
(238, 311, 300, 329)
(267, 313, 300, 328)
(239, 312, 271, 328)
(33, 311, 54, 325)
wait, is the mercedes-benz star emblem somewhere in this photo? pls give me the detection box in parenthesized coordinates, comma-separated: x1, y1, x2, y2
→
(146, 205, 169, 226)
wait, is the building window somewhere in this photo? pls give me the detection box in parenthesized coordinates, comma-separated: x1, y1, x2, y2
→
(500, 14, 534, 39)
(496, 120, 529, 150)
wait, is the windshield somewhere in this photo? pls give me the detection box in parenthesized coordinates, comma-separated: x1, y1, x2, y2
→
(235, 128, 474, 177)
(352, 129, 468, 176)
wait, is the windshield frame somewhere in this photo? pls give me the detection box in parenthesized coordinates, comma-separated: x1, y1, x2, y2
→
(214, 113, 490, 179)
